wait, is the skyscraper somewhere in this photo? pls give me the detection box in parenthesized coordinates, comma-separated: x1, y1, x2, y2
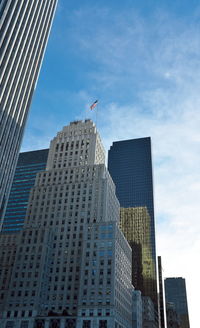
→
(1, 120, 134, 328)
(108, 137, 156, 259)
(0, 149, 48, 312)
(2, 149, 49, 233)
(165, 302, 180, 328)
(108, 138, 158, 303)
(120, 207, 157, 305)
(0, 0, 58, 229)
(165, 278, 190, 328)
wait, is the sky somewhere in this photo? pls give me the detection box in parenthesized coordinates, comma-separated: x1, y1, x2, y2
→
(21, 1, 200, 326)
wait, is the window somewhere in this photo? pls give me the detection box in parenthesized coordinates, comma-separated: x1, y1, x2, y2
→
(99, 320, 107, 328)
(98, 309, 102, 316)
(5, 322, 14, 328)
(83, 320, 91, 328)
(20, 321, 29, 328)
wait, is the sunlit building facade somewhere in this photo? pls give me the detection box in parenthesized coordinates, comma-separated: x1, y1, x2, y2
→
(0, 120, 134, 328)
(120, 207, 157, 305)
(108, 137, 156, 260)
(108, 137, 158, 319)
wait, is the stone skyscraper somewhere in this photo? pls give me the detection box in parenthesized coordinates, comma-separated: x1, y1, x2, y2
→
(1, 120, 134, 328)
(0, 0, 58, 228)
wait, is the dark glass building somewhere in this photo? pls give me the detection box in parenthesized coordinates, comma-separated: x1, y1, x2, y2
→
(0, 0, 58, 229)
(1, 149, 49, 233)
(108, 137, 156, 256)
(108, 137, 158, 314)
(165, 278, 190, 328)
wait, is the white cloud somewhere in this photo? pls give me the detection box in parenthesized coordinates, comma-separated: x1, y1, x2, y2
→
(23, 3, 200, 326)
(71, 9, 200, 326)
(99, 97, 199, 326)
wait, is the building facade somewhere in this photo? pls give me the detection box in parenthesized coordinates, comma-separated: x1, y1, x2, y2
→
(165, 278, 190, 328)
(108, 137, 156, 260)
(142, 296, 157, 328)
(0, 150, 49, 312)
(108, 137, 158, 326)
(132, 290, 143, 328)
(0, 120, 134, 328)
(76, 221, 133, 328)
(0, 233, 20, 314)
(166, 302, 180, 328)
(1, 149, 49, 233)
(0, 0, 58, 228)
(120, 207, 157, 306)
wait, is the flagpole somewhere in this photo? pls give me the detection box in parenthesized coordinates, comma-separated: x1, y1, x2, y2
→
(95, 101, 99, 128)
(90, 100, 99, 127)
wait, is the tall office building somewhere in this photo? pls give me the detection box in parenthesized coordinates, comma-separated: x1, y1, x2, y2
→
(165, 278, 190, 328)
(0, 0, 58, 229)
(120, 207, 156, 305)
(0, 149, 48, 313)
(165, 302, 180, 328)
(108, 138, 158, 306)
(2, 149, 49, 233)
(1, 120, 134, 328)
(108, 137, 156, 259)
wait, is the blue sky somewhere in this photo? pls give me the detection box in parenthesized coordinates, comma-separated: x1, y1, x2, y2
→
(22, 1, 200, 326)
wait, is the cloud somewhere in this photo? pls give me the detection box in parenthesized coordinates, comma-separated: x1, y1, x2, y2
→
(64, 6, 200, 325)
(23, 2, 200, 326)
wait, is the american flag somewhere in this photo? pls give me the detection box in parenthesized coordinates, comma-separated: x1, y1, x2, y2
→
(90, 100, 98, 110)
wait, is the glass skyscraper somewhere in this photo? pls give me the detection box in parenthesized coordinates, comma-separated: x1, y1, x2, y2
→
(165, 278, 190, 328)
(1, 149, 49, 233)
(120, 207, 156, 304)
(108, 137, 158, 315)
(108, 137, 156, 257)
(0, 0, 58, 229)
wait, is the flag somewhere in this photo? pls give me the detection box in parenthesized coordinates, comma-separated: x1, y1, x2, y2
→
(90, 100, 98, 110)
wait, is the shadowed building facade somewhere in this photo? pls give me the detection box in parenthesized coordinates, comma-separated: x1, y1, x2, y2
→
(0, 149, 49, 315)
(158, 256, 166, 328)
(0, 0, 58, 229)
(165, 278, 190, 328)
(1, 149, 49, 233)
